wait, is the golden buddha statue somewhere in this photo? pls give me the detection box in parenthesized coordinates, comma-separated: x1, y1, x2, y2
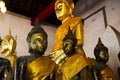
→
(92, 38, 116, 80)
(0, 28, 17, 78)
(14, 20, 56, 80)
(118, 52, 120, 79)
(52, 0, 84, 55)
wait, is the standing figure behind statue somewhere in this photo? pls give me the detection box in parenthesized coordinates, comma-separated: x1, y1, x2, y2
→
(14, 20, 56, 80)
(92, 38, 116, 80)
(0, 29, 17, 80)
(52, 0, 85, 56)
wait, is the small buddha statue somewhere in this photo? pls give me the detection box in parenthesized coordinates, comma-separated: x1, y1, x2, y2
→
(14, 20, 56, 80)
(92, 38, 116, 80)
(118, 52, 120, 79)
(51, 27, 88, 80)
(52, 0, 85, 57)
(0, 29, 17, 79)
(0, 57, 12, 80)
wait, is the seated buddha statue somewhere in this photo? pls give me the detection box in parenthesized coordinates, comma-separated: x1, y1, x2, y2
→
(51, 0, 85, 57)
(0, 29, 17, 79)
(92, 38, 116, 80)
(14, 20, 56, 80)
(118, 52, 120, 79)
(0, 57, 12, 80)
(51, 27, 88, 80)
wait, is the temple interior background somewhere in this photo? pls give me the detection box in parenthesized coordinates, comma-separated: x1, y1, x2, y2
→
(0, 0, 120, 79)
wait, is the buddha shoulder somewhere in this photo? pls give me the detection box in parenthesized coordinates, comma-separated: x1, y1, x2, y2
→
(69, 17, 83, 27)
(70, 17, 82, 23)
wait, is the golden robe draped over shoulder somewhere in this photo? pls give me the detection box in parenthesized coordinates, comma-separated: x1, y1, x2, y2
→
(25, 56, 56, 80)
(101, 66, 116, 80)
(61, 52, 88, 80)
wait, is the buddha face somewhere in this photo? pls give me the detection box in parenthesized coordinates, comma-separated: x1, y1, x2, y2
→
(99, 50, 109, 63)
(0, 39, 9, 54)
(63, 39, 75, 55)
(0, 37, 15, 55)
(55, 1, 71, 21)
(29, 33, 47, 54)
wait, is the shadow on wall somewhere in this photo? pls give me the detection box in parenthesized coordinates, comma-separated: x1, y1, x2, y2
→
(74, 0, 103, 16)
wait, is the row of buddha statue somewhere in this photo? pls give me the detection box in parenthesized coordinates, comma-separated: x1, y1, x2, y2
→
(0, 0, 119, 80)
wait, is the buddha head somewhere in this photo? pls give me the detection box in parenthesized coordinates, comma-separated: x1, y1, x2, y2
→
(55, 0, 74, 21)
(62, 27, 76, 56)
(0, 29, 16, 56)
(27, 20, 48, 56)
(94, 38, 109, 63)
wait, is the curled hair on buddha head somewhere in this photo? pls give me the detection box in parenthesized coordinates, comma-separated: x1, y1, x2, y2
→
(94, 37, 108, 62)
(63, 26, 77, 46)
(27, 19, 47, 43)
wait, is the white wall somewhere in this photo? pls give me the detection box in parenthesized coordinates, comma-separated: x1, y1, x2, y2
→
(75, 0, 120, 79)
(0, 12, 56, 57)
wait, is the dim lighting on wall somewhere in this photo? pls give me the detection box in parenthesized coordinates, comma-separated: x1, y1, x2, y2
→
(0, 0, 7, 13)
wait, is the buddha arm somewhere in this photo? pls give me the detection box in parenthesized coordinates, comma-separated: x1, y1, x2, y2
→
(72, 20, 84, 47)
(6, 54, 16, 75)
(92, 66, 101, 80)
(14, 57, 27, 80)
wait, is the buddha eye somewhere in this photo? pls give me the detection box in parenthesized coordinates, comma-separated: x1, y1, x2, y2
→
(38, 39, 41, 42)
(64, 42, 69, 47)
(57, 3, 62, 10)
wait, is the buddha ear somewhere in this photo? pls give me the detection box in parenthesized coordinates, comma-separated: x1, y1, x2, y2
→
(9, 39, 14, 50)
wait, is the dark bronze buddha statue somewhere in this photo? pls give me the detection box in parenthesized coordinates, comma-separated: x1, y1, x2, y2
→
(92, 38, 116, 80)
(0, 57, 12, 80)
(51, 27, 88, 80)
(14, 20, 56, 80)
